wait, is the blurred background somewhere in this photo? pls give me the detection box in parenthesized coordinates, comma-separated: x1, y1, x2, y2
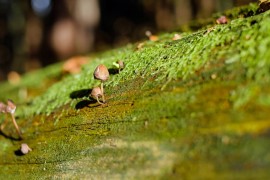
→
(0, 0, 256, 81)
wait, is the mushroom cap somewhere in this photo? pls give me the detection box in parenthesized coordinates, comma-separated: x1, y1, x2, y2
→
(145, 30, 152, 37)
(6, 99, 16, 114)
(216, 16, 228, 24)
(20, 143, 32, 155)
(0, 102, 7, 113)
(93, 64, 109, 81)
(91, 87, 103, 99)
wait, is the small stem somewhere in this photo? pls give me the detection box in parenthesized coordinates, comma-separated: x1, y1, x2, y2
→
(10, 113, 22, 139)
(96, 96, 104, 105)
(100, 81, 104, 94)
(101, 94, 105, 103)
(100, 81, 106, 103)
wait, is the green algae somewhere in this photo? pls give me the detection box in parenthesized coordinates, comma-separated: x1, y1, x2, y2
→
(1, 3, 270, 179)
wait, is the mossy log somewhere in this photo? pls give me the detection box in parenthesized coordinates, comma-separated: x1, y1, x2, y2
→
(0, 3, 270, 179)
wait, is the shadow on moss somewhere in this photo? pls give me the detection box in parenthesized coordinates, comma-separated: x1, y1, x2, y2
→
(0, 130, 22, 141)
(70, 89, 91, 99)
(75, 99, 99, 109)
(108, 68, 119, 75)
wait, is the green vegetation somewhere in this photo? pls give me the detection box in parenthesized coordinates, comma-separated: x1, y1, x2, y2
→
(1, 3, 270, 179)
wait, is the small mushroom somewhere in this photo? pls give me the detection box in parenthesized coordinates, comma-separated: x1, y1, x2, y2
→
(117, 60, 125, 72)
(113, 60, 125, 73)
(20, 143, 32, 155)
(145, 30, 158, 41)
(216, 16, 228, 24)
(6, 100, 22, 138)
(91, 87, 104, 104)
(6, 99, 16, 114)
(93, 64, 110, 102)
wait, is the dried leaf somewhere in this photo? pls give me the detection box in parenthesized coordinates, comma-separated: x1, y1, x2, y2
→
(62, 56, 88, 74)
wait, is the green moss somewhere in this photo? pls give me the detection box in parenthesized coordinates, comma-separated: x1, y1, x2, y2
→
(1, 3, 270, 179)
(1, 4, 269, 119)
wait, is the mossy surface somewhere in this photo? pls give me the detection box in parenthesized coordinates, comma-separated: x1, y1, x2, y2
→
(1, 3, 270, 179)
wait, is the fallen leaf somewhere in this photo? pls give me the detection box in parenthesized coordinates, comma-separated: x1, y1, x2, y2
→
(172, 34, 181, 40)
(62, 56, 88, 74)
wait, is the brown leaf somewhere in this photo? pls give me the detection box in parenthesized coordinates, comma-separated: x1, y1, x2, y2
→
(62, 56, 88, 74)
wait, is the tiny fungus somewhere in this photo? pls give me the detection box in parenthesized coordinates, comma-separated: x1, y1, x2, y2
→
(20, 143, 32, 155)
(216, 16, 228, 24)
(91, 87, 104, 104)
(145, 30, 158, 41)
(113, 60, 125, 73)
(0, 99, 22, 139)
(93, 64, 109, 102)
(117, 60, 125, 72)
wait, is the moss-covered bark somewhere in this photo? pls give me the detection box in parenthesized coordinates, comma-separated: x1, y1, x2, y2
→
(1, 3, 270, 179)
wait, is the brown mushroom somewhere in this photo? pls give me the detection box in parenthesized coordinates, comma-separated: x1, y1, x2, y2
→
(117, 60, 125, 73)
(113, 60, 125, 73)
(91, 87, 104, 104)
(216, 16, 228, 24)
(93, 64, 109, 102)
(145, 30, 158, 41)
(20, 143, 32, 155)
(6, 100, 22, 138)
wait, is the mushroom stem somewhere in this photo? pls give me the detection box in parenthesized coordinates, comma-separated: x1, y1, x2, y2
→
(96, 96, 104, 105)
(101, 94, 105, 103)
(100, 81, 106, 103)
(10, 113, 22, 139)
(100, 81, 104, 94)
